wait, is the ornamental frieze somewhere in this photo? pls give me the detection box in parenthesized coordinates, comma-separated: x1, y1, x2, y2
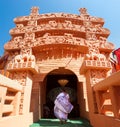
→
(14, 12, 104, 24)
(4, 33, 114, 51)
(9, 20, 109, 35)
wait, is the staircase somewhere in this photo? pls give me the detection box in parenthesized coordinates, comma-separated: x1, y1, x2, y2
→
(30, 118, 92, 127)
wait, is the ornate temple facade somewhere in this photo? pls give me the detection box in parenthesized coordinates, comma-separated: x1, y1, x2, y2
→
(0, 7, 120, 127)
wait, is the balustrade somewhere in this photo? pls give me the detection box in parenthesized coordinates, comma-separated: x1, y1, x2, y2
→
(0, 74, 22, 119)
(80, 60, 112, 74)
(93, 71, 120, 119)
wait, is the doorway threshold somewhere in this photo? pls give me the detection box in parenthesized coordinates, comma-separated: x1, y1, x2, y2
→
(30, 118, 92, 127)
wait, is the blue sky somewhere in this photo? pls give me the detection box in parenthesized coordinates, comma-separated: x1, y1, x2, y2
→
(0, 0, 120, 55)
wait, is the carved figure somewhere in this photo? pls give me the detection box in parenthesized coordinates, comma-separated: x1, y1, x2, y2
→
(27, 20, 37, 26)
(98, 54, 106, 61)
(85, 53, 98, 60)
(85, 53, 106, 61)
(24, 32, 35, 42)
(91, 70, 106, 84)
(79, 8, 88, 15)
(42, 33, 55, 44)
(86, 33, 97, 41)
(16, 24, 24, 28)
(14, 54, 35, 63)
(64, 33, 74, 44)
(22, 54, 35, 62)
(63, 20, 74, 29)
(14, 55, 23, 63)
(49, 20, 58, 28)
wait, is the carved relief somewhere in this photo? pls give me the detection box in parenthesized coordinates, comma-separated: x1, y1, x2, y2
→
(12, 71, 27, 114)
(85, 35, 107, 61)
(14, 54, 35, 63)
(4, 36, 22, 50)
(5, 7, 114, 68)
(21, 47, 32, 55)
(14, 55, 23, 63)
(13, 7, 105, 29)
(90, 70, 106, 85)
(34, 34, 87, 46)
(64, 33, 74, 44)
(27, 20, 37, 26)
(42, 33, 55, 44)
(99, 36, 114, 49)
(24, 32, 35, 42)
(63, 20, 74, 29)
(55, 36, 65, 44)
(12, 71, 27, 85)
(87, 52, 106, 61)
(6, 52, 36, 72)
(86, 33, 97, 41)
(98, 53, 106, 61)
(49, 20, 58, 28)
(19, 92, 24, 114)
(16, 24, 24, 29)
(5, 32, 113, 54)
(10, 18, 109, 36)
(83, 21, 107, 34)
(95, 24, 102, 33)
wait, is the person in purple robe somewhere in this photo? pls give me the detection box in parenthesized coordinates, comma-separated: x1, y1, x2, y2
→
(54, 88, 73, 124)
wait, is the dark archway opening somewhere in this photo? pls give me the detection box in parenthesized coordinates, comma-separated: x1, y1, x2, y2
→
(43, 68, 80, 119)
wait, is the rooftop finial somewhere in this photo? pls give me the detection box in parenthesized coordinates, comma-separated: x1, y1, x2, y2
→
(30, 6, 39, 15)
(79, 8, 88, 15)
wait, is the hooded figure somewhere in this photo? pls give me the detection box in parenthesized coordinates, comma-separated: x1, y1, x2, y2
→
(54, 88, 73, 124)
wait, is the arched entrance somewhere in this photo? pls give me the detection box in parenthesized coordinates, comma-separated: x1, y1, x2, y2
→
(42, 67, 80, 119)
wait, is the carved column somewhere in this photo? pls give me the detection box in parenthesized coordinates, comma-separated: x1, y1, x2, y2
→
(6, 52, 38, 115)
(80, 60, 112, 122)
(10, 71, 33, 115)
(31, 82, 40, 122)
(109, 86, 120, 118)
(22, 72, 33, 114)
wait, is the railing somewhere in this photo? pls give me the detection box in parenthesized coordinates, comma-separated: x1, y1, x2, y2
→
(0, 70, 12, 78)
(0, 73, 22, 119)
(93, 71, 120, 119)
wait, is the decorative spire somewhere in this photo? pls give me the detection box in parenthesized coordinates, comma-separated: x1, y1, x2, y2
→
(79, 8, 89, 15)
(30, 6, 39, 16)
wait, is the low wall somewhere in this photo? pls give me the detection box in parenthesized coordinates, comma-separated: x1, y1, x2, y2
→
(91, 114, 120, 127)
(0, 112, 33, 127)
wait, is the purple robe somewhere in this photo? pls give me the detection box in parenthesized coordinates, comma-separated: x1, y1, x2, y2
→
(54, 92, 73, 120)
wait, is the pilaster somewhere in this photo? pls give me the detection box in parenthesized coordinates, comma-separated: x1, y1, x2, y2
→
(80, 60, 112, 122)
(6, 53, 38, 115)
(109, 86, 120, 118)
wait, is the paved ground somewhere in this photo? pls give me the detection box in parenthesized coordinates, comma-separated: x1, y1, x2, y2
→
(30, 118, 92, 127)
